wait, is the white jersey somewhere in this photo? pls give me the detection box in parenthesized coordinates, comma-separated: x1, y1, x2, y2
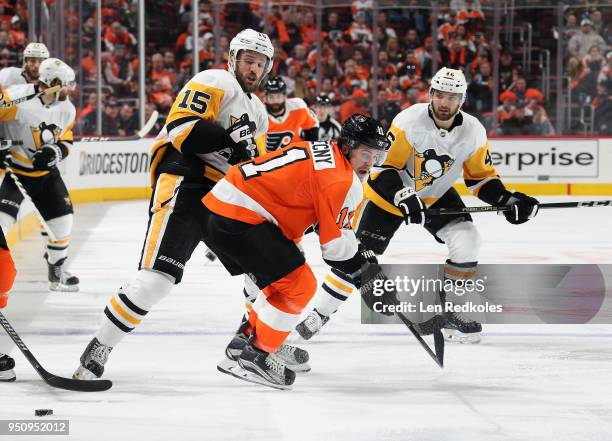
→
(0, 67, 28, 88)
(0, 84, 76, 177)
(366, 103, 499, 210)
(151, 69, 268, 184)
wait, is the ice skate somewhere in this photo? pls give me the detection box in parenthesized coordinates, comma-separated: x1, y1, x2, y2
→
(46, 254, 79, 292)
(73, 338, 113, 379)
(0, 354, 16, 382)
(222, 343, 295, 390)
(295, 309, 329, 340)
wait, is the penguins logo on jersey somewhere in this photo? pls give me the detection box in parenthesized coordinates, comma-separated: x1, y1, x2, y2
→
(31, 122, 60, 149)
(412, 148, 455, 190)
(266, 131, 294, 151)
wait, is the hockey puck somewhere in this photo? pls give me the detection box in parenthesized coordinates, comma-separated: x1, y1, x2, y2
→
(35, 409, 53, 417)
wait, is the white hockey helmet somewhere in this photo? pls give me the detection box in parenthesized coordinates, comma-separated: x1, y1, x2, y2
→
(430, 67, 467, 105)
(39, 58, 76, 89)
(23, 42, 50, 60)
(228, 28, 274, 77)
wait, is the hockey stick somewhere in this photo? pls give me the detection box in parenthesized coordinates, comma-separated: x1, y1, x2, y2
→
(396, 312, 444, 368)
(0, 311, 112, 391)
(77, 110, 159, 142)
(0, 85, 61, 110)
(425, 200, 612, 216)
(2, 156, 57, 241)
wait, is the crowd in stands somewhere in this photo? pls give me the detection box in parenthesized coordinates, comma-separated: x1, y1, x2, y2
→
(1, 0, 610, 136)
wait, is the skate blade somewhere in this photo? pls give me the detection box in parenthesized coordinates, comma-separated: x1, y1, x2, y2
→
(287, 362, 311, 373)
(0, 370, 16, 382)
(72, 365, 99, 380)
(442, 329, 481, 344)
(216, 357, 238, 375)
(218, 362, 292, 390)
(49, 283, 79, 292)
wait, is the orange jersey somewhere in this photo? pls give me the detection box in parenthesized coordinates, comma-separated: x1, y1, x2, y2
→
(203, 141, 362, 262)
(266, 98, 318, 152)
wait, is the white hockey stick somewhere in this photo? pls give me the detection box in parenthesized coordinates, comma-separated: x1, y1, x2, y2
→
(78, 110, 159, 142)
(0, 85, 61, 110)
(2, 155, 57, 241)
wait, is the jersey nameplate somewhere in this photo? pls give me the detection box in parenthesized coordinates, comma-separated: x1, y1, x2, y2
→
(310, 141, 336, 170)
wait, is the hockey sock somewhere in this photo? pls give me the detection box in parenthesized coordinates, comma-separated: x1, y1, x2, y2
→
(315, 268, 355, 317)
(96, 270, 174, 347)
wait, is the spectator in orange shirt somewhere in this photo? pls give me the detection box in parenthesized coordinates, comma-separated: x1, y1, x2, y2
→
(104, 20, 135, 52)
(341, 59, 367, 96)
(151, 52, 177, 94)
(377, 51, 397, 78)
(300, 11, 317, 48)
(339, 88, 370, 123)
(438, 11, 458, 43)
(498, 90, 517, 124)
(352, 49, 371, 80)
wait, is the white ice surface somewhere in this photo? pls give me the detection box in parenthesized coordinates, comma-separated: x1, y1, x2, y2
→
(1, 196, 611, 441)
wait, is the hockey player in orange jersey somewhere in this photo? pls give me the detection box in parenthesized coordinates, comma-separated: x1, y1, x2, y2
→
(0, 226, 17, 381)
(202, 114, 395, 389)
(263, 76, 319, 152)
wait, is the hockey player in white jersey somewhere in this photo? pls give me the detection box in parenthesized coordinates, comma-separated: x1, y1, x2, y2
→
(73, 29, 309, 381)
(0, 42, 49, 88)
(0, 57, 79, 292)
(296, 67, 539, 344)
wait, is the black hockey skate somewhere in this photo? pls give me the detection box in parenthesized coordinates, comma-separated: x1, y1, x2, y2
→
(73, 338, 113, 380)
(442, 290, 482, 344)
(46, 254, 79, 292)
(295, 309, 329, 340)
(0, 353, 16, 382)
(231, 343, 295, 390)
(218, 317, 310, 374)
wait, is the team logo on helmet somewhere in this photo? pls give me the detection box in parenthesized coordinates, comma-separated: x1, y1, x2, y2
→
(411, 148, 455, 191)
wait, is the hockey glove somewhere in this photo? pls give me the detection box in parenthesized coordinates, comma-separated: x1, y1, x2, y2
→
(32, 144, 62, 170)
(499, 191, 539, 224)
(225, 114, 257, 163)
(394, 187, 425, 225)
(354, 263, 398, 317)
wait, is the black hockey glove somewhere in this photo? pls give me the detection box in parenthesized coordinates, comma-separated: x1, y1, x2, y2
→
(32, 144, 62, 170)
(354, 263, 398, 317)
(394, 187, 425, 225)
(225, 114, 257, 164)
(499, 191, 539, 224)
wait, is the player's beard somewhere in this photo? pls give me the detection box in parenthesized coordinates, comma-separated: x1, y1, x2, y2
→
(266, 102, 285, 116)
(432, 101, 459, 121)
(25, 67, 39, 81)
(236, 71, 260, 93)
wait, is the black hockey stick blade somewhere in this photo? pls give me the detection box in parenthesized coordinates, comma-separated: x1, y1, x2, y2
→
(0, 312, 112, 392)
(396, 312, 444, 368)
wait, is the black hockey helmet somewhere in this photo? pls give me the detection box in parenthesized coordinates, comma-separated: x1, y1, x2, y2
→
(263, 76, 287, 94)
(339, 114, 391, 154)
(315, 93, 332, 106)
